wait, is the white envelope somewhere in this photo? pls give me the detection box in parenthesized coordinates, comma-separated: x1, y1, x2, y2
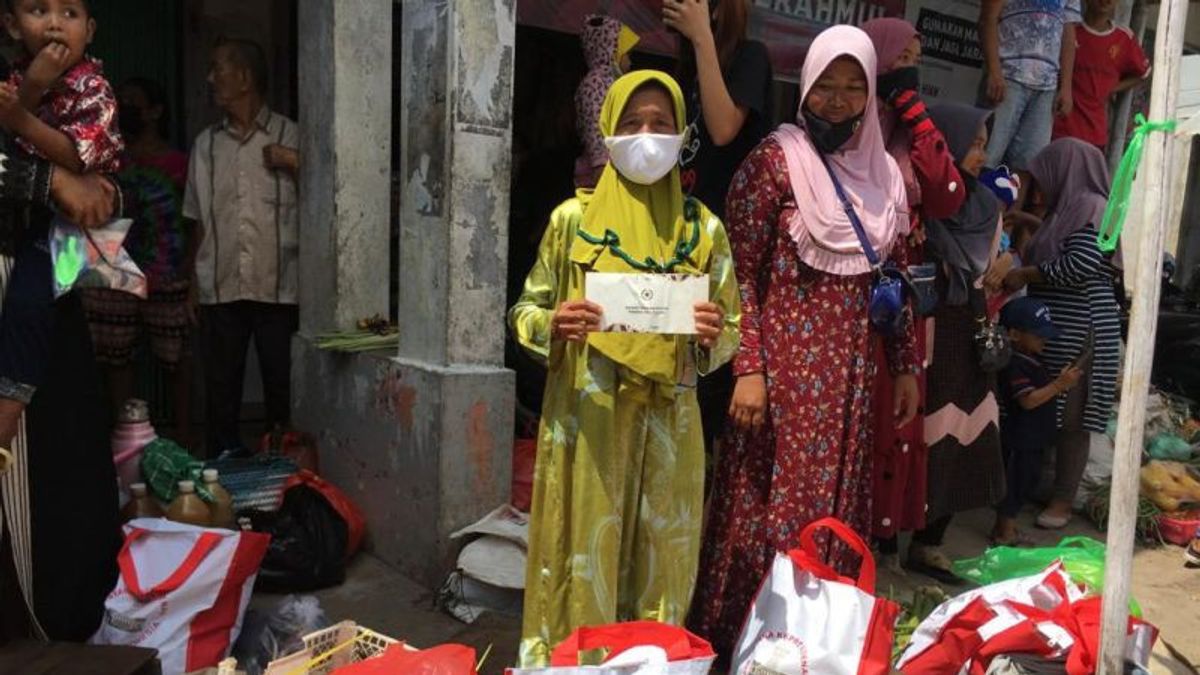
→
(585, 272, 709, 335)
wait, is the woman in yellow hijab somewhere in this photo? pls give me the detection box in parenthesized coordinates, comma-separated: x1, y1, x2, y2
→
(509, 70, 741, 666)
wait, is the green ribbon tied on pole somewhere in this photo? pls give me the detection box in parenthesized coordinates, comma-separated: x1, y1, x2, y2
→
(1097, 114, 1177, 254)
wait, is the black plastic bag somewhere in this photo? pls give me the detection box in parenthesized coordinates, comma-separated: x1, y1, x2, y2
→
(241, 485, 348, 592)
(232, 595, 330, 675)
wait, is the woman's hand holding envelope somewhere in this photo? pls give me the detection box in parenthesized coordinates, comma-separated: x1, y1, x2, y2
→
(693, 301, 724, 349)
(552, 300, 604, 342)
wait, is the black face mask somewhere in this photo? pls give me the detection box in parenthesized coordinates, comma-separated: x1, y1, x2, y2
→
(876, 66, 920, 102)
(802, 107, 863, 154)
(118, 106, 147, 138)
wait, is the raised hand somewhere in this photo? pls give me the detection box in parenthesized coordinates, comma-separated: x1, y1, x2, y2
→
(28, 42, 73, 91)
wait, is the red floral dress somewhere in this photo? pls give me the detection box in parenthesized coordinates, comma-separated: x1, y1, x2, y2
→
(687, 139, 919, 655)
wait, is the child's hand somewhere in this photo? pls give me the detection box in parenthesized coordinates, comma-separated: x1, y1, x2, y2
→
(985, 251, 1015, 293)
(1054, 87, 1074, 118)
(27, 42, 72, 90)
(1056, 365, 1083, 392)
(0, 83, 24, 129)
(1003, 267, 1030, 293)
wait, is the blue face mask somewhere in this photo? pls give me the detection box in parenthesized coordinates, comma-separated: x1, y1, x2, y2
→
(999, 230, 1012, 253)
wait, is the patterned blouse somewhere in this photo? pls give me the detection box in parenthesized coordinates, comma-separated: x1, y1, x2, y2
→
(7, 55, 123, 174)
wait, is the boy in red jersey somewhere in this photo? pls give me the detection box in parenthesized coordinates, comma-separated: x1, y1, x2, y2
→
(1052, 0, 1150, 150)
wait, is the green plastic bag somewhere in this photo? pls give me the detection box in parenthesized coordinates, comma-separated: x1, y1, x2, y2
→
(139, 438, 212, 503)
(952, 536, 1141, 616)
(1146, 433, 1192, 461)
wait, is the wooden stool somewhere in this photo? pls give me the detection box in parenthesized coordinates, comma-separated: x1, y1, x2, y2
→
(0, 641, 161, 675)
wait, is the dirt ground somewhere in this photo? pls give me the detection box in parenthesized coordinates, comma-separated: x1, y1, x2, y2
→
(249, 505, 1200, 674)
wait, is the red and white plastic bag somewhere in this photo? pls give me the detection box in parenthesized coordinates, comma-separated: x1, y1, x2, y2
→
(730, 517, 901, 675)
(507, 620, 717, 674)
(91, 518, 270, 675)
(897, 562, 1157, 674)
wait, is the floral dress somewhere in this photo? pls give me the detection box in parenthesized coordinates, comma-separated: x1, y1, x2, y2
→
(687, 139, 918, 655)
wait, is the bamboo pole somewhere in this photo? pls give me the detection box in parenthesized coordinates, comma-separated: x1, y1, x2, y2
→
(1097, 0, 1188, 670)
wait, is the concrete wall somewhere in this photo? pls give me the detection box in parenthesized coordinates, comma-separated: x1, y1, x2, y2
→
(397, 0, 516, 368)
(292, 344, 514, 585)
(296, 0, 391, 333)
(292, 0, 515, 588)
(181, 0, 296, 144)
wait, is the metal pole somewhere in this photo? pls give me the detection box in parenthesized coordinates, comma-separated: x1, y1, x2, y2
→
(1097, 0, 1188, 671)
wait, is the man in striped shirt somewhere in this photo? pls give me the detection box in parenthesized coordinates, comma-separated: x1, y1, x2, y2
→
(183, 38, 299, 456)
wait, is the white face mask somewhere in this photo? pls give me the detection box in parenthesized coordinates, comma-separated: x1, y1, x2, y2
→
(604, 133, 685, 185)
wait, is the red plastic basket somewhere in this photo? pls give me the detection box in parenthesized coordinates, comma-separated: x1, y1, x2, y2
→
(1157, 510, 1200, 546)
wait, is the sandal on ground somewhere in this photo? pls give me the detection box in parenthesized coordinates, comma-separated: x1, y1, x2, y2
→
(1035, 511, 1072, 529)
(878, 552, 908, 576)
(905, 545, 964, 586)
(1185, 539, 1200, 567)
(989, 529, 1036, 548)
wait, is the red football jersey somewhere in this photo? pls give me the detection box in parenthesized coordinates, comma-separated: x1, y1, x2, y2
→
(1053, 22, 1150, 148)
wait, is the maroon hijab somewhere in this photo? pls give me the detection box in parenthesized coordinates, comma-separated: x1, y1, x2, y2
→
(863, 18, 921, 207)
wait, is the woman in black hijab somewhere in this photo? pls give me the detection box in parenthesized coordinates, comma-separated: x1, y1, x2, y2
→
(0, 111, 125, 641)
(908, 103, 1009, 581)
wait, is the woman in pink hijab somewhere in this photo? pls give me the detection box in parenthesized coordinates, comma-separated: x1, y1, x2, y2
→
(688, 25, 921, 658)
(861, 17, 965, 573)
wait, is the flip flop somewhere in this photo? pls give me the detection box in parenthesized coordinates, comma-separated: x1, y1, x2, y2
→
(989, 529, 1036, 548)
(1036, 511, 1071, 529)
(906, 547, 965, 586)
(1185, 540, 1200, 567)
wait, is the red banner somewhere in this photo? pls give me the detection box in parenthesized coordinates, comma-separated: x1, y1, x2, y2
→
(516, 0, 904, 81)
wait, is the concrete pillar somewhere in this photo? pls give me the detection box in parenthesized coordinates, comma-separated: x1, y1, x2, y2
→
(292, 0, 515, 588)
(296, 0, 390, 333)
(1107, 0, 1143, 172)
(398, 1, 514, 367)
(385, 0, 516, 584)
